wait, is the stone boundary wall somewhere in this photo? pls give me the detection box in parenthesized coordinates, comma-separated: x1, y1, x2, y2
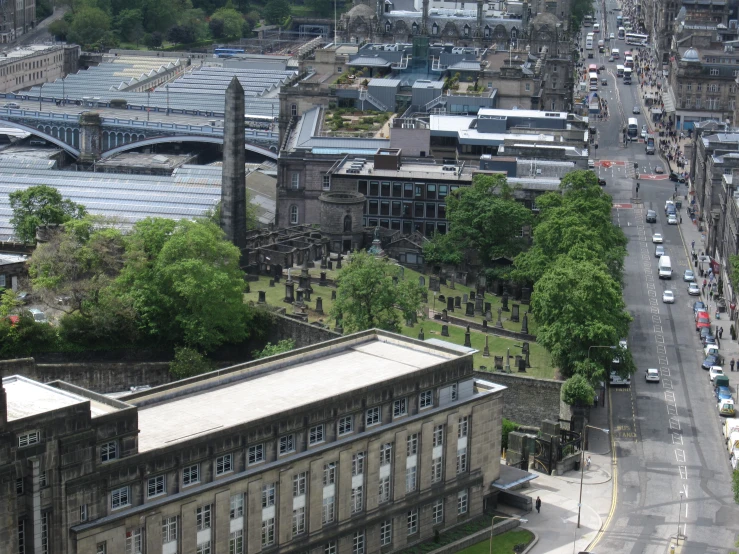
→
(474, 371, 568, 428)
(445, 313, 537, 342)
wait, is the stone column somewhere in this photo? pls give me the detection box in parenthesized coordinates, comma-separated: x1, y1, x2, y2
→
(220, 77, 247, 251)
(78, 111, 102, 162)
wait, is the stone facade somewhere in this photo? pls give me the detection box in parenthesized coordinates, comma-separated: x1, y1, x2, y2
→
(319, 192, 367, 254)
(0, 44, 79, 92)
(1, 330, 505, 554)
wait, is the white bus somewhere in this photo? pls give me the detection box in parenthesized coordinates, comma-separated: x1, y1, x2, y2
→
(593, 23, 600, 33)
(628, 117, 638, 137)
(617, 26, 625, 40)
(583, 14, 594, 26)
(623, 67, 632, 83)
(585, 33, 594, 49)
(626, 32, 649, 45)
(612, 48, 620, 59)
(616, 64, 624, 77)
(589, 72, 599, 91)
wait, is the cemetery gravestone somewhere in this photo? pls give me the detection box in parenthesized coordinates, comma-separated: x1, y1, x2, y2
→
(511, 304, 520, 322)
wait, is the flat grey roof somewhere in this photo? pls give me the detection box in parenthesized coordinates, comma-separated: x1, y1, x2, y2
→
(3, 375, 119, 421)
(134, 336, 455, 452)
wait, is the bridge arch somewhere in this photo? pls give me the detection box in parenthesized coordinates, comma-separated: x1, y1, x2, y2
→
(100, 135, 278, 160)
(0, 118, 81, 156)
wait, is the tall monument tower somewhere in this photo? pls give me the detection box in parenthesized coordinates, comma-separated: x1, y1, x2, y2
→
(220, 77, 247, 251)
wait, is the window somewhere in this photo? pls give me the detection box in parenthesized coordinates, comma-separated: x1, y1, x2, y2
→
(111, 486, 130, 510)
(380, 442, 393, 465)
(353, 531, 365, 554)
(711, 68, 719, 76)
(183, 464, 199, 486)
(433, 425, 444, 447)
(292, 506, 306, 535)
(458, 416, 469, 437)
(325, 541, 337, 554)
(457, 447, 468, 474)
(262, 483, 276, 507)
(40, 472, 47, 487)
(366, 406, 381, 426)
(230, 494, 244, 519)
(323, 174, 331, 190)
(125, 528, 142, 554)
(216, 454, 233, 475)
(162, 516, 178, 543)
(279, 434, 295, 455)
(687, 84, 693, 91)
(431, 457, 443, 483)
(322, 495, 336, 523)
(406, 466, 417, 492)
(379, 476, 391, 503)
(393, 398, 407, 418)
(451, 384, 458, 401)
(248, 444, 264, 465)
(291, 104, 297, 116)
(351, 485, 364, 513)
(420, 390, 433, 409)
(380, 520, 393, 546)
(293, 472, 307, 496)
(407, 433, 419, 456)
(79, 504, 88, 522)
(338, 415, 354, 436)
(148, 475, 165, 497)
(18, 431, 40, 448)
(525, 83, 531, 91)
(697, 84, 702, 92)
(197, 540, 211, 554)
(197, 504, 212, 531)
(309, 424, 325, 445)
(18, 520, 25, 554)
(262, 518, 275, 547)
(432, 499, 444, 524)
(323, 462, 336, 485)
(407, 508, 418, 535)
(16, 478, 23, 495)
(290, 205, 299, 225)
(229, 530, 244, 554)
(343, 215, 352, 232)
(101, 441, 118, 462)
(458, 489, 469, 514)
(352, 451, 365, 475)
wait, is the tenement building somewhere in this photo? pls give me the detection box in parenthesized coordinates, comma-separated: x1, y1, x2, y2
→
(0, 330, 505, 554)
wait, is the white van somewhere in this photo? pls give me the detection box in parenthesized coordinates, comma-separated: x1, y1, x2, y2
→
(724, 418, 739, 440)
(658, 255, 672, 279)
(728, 431, 739, 454)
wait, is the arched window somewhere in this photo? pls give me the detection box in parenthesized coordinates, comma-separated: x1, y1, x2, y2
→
(464, 24, 470, 37)
(484, 25, 491, 38)
(343, 215, 352, 232)
(290, 205, 299, 225)
(511, 27, 518, 40)
(432, 23, 439, 35)
(385, 21, 392, 33)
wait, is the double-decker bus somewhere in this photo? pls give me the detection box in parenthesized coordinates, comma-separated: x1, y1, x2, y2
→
(617, 27, 625, 40)
(589, 72, 599, 91)
(623, 67, 632, 84)
(624, 55, 634, 69)
(627, 117, 638, 137)
(586, 33, 594, 49)
(244, 115, 277, 130)
(588, 63, 598, 73)
(625, 33, 649, 46)
(583, 14, 594, 27)
(616, 64, 624, 77)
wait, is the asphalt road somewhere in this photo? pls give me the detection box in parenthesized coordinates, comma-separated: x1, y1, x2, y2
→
(585, 2, 739, 553)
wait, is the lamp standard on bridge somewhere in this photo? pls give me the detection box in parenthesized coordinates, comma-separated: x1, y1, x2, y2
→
(166, 85, 170, 116)
(147, 90, 151, 122)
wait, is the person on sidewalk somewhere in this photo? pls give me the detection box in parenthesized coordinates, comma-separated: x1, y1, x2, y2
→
(719, 327, 724, 339)
(731, 358, 735, 372)
(535, 497, 542, 513)
(586, 456, 592, 470)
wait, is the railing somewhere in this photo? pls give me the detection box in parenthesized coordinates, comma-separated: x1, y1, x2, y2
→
(358, 89, 389, 112)
(425, 95, 445, 111)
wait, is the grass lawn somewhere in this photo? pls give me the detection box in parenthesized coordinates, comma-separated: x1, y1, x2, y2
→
(244, 264, 556, 380)
(458, 529, 534, 554)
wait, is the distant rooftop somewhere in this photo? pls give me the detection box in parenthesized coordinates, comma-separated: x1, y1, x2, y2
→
(0, 44, 61, 65)
(336, 158, 473, 180)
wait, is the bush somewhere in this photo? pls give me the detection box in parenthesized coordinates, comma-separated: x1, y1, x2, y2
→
(502, 418, 519, 450)
(0, 314, 58, 359)
(169, 347, 213, 379)
(561, 374, 596, 406)
(252, 339, 295, 359)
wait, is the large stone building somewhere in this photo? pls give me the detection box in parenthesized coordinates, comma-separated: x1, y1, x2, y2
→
(0, 0, 35, 43)
(0, 44, 80, 94)
(1, 330, 505, 554)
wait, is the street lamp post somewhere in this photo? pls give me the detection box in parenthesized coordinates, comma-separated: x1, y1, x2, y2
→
(677, 491, 684, 545)
(489, 516, 528, 554)
(147, 90, 151, 122)
(166, 84, 170, 116)
(577, 425, 609, 528)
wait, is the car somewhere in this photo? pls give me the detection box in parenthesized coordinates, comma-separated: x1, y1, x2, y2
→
(588, 52, 594, 58)
(719, 399, 736, 416)
(652, 233, 663, 243)
(700, 326, 714, 339)
(662, 290, 675, 303)
(641, 125, 647, 138)
(655, 245, 665, 258)
(15, 291, 29, 303)
(610, 370, 631, 386)
(3, 102, 20, 109)
(702, 354, 720, 370)
(601, 78, 608, 85)
(26, 308, 47, 323)
(610, 33, 615, 39)
(645, 368, 660, 382)
(684, 269, 695, 282)
(709, 366, 725, 382)
(646, 210, 657, 223)
(702, 334, 717, 347)
(588, 159, 595, 168)
(688, 282, 701, 295)
(696, 310, 711, 331)
(598, 178, 607, 186)
(669, 172, 686, 183)
(716, 386, 734, 401)
(705, 344, 720, 358)
(655, 165, 665, 174)
(693, 300, 707, 314)
(665, 200, 675, 213)
(619, 339, 628, 350)
(632, 106, 641, 114)
(667, 214, 678, 225)
(608, 56, 614, 62)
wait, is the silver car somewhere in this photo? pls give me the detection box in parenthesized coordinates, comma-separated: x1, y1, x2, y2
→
(655, 245, 665, 258)
(688, 282, 701, 296)
(684, 269, 695, 282)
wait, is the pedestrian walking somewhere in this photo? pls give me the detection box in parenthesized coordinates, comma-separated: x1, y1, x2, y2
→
(586, 456, 592, 470)
(535, 496, 542, 513)
(719, 327, 724, 339)
(692, 240, 695, 249)
(731, 358, 735, 372)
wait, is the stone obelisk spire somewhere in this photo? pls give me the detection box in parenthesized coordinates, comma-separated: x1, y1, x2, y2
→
(220, 76, 247, 250)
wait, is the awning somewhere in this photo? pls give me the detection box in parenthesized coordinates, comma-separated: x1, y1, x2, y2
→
(491, 464, 539, 490)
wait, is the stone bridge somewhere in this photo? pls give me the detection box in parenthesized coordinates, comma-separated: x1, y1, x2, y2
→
(0, 108, 279, 161)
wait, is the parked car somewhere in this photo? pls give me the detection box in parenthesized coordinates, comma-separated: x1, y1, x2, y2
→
(702, 334, 717, 347)
(709, 366, 725, 382)
(696, 310, 711, 331)
(693, 301, 707, 314)
(688, 282, 701, 296)
(716, 386, 734, 401)
(652, 233, 663, 243)
(598, 178, 607, 186)
(700, 327, 715, 341)
(667, 214, 678, 225)
(646, 210, 657, 223)
(684, 269, 695, 282)
(26, 308, 47, 323)
(720, 400, 736, 416)
(705, 344, 720, 358)
(610, 370, 631, 386)
(669, 172, 686, 183)
(702, 354, 721, 370)
(662, 290, 675, 303)
(655, 245, 665, 258)
(645, 368, 660, 382)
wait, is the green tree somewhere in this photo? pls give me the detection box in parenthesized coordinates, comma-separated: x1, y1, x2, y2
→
(115, 218, 252, 351)
(141, 0, 178, 33)
(114, 8, 145, 44)
(67, 7, 111, 48)
(48, 19, 70, 40)
(253, 339, 295, 359)
(422, 231, 464, 267)
(306, 0, 333, 17)
(330, 251, 424, 333)
(263, 0, 291, 25)
(9, 185, 87, 244)
(445, 174, 533, 265)
(211, 7, 246, 39)
(0, 289, 21, 317)
(561, 374, 596, 406)
(169, 346, 213, 379)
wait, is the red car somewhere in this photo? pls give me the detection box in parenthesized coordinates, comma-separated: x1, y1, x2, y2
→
(696, 310, 711, 332)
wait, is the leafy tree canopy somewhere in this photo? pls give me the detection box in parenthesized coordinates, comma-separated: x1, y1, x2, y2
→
(263, 0, 291, 25)
(253, 339, 296, 359)
(211, 7, 247, 39)
(561, 374, 596, 406)
(169, 346, 214, 379)
(67, 6, 111, 48)
(331, 251, 424, 333)
(9, 185, 87, 244)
